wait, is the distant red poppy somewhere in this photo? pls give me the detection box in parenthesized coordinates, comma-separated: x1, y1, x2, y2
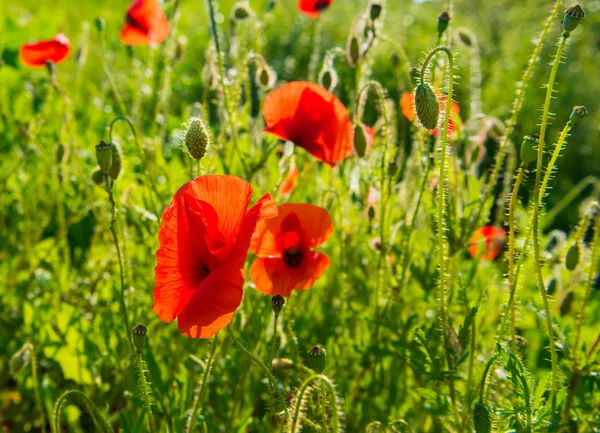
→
(468, 226, 506, 261)
(250, 203, 333, 297)
(264, 81, 353, 166)
(298, 0, 334, 18)
(401, 91, 461, 137)
(153, 175, 277, 338)
(121, 0, 170, 46)
(20, 34, 70, 68)
(279, 162, 300, 197)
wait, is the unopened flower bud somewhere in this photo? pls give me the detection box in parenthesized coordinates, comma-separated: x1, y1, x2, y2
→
(520, 134, 539, 166)
(307, 345, 327, 373)
(569, 105, 588, 126)
(271, 295, 285, 315)
(109, 142, 123, 180)
(92, 168, 107, 186)
(354, 123, 369, 158)
(319, 65, 338, 92)
(546, 277, 557, 296)
(438, 12, 451, 36)
(256, 65, 276, 89)
(175, 36, 188, 62)
(560, 291, 575, 317)
(346, 34, 361, 67)
(232, 1, 252, 20)
(457, 29, 473, 47)
(95, 17, 105, 33)
(565, 242, 580, 271)
(473, 401, 492, 433)
(563, 5, 585, 35)
(95, 140, 112, 173)
(184, 117, 212, 160)
(414, 82, 439, 130)
(132, 324, 147, 352)
(369, 1, 383, 21)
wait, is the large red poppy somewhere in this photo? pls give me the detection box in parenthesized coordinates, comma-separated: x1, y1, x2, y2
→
(20, 34, 70, 68)
(401, 91, 461, 137)
(121, 0, 170, 46)
(264, 82, 353, 166)
(153, 175, 277, 338)
(467, 226, 506, 261)
(298, 0, 334, 18)
(250, 203, 333, 297)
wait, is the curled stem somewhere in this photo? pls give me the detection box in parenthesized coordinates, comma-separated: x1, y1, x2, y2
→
(53, 390, 111, 433)
(288, 374, 340, 433)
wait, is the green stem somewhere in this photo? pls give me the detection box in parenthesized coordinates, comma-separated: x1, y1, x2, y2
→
(31, 343, 47, 433)
(136, 351, 156, 433)
(532, 35, 568, 405)
(186, 333, 220, 433)
(227, 327, 290, 419)
(479, 352, 501, 402)
(308, 18, 322, 82)
(288, 375, 339, 433)
(284, 297, 301, 362)
(53, 390, 111, 433)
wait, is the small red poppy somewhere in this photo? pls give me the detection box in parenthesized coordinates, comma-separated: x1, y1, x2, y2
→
(20, 34, 70, 68)
(121, 0, 170, 46)
(264, 81, 353, 166)
(153, 175, 277, 338)
(298, 0, 334, 18)
(468, 226, 506, 261)
(401, 91, 461, 137)
(250, 203, 333, 297)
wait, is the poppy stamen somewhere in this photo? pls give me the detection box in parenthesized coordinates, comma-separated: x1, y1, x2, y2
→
(283, 248, 304, 268)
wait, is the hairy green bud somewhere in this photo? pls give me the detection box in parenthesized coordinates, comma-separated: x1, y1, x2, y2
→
(354, 123, 369, 158)
(560, 291, 575, 317)
(92, 168, 107, 186)
(108, 142, 123, 180)
(414, 82, 439, 130)
(473, 401, 492, 433)
(232, 1, 252, 20)
(546, 277, 557, 296)
(520, 134, 539, 166)
(346, 34, 360, 67)
(565, 242, 580, 271)
(95, 140, 112, 173)
(184, 117, 212, 160)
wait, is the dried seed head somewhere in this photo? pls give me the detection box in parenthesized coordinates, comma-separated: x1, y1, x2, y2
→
(438, 12, 451, 36)
(565, 242, 580, 271)
(346, 34, 361, 67)
(307, 345, 327, 373)
(563, 5, 585, 35)
(232, 1, 253, 20)
(520, 134, 539, 166)
(271, 295, 285, 315)
(95, 140, 112, 173)
(184, 117, 212, 160)
(369, 1, 383, 21)
(569, 105, 588, 126)
(132, 324, 147, 352)
(560, 291, 575, 316)
(473, 402, 492, 433)
(414, 82, 440, 130)
(353, 123, 369, 158)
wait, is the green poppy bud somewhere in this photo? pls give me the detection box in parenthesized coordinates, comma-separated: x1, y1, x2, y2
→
(414, 82, 440, 130)
(473, 401, 492, 433)
(232, 2, 252, 20)
(346, 34, 360, 67)
(184, 117, 212, 160)
(108, 142, 123, 180)
(368, 206, 376, 222)
(563, 5, 585, 35)
(565, 242, 580, 271)
(354, 123, 369, 158)
(256, 66, 276, 89)
(560, 291, 575, 317)
(438, 12, 451, 36)
(319, 65, 338, 92)
(546, 277, 557, 296)
(369, 1, 383, 21)
(307, 345, 327, 373)
(569, 105, 588, 126)
(92, 168, 107, 186)
(271, 295, 285, 316)
(520, 134, 539, 166)
(95, 140, 112, 173)
(95, 17, 105, 33)
(132, 324, 147, 352)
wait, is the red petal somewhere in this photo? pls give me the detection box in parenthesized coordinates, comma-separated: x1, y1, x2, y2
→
(264, 82, 352, 166)
(298, 0, 333, 17)
(401, 92, 416, 121)
(20, 33, 70, 68)
(121, 0, 170, 46)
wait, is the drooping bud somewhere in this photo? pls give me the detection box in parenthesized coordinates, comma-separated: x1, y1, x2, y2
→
(520, 134, 539, 166)
(95, 140, 112, 173)
(175, 36, 188, 62)
(569, 105, 588, 126)
(563, 5, 585, 36)
(346, 34, 361, 67)
(456, 29, 473, 47)
(92, 168, 107, 186)
(560, 291, 575, 317)
(256, 65, 276, 90)
(132, 324, 147, 352)
(369, 1, 383, 21)
(354, 123, 369, 158)
(546, 277, 557, 296)
(271, 295, 285, 316)
(565, 242, 580, 271)
(306, 345, 327, 373)
(438, 12, 451, 36)
(414, 82, 440, 130)
(108, 142, 123, 180)
(184, 117, 212, 160)
(319, 64, 338, 92)
(473, 401, 492, 433)
(232, 1, 252, 20)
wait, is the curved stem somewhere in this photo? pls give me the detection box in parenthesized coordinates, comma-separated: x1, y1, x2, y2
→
(186, 333, 220, 433)
(288, 374, 339, 433)
(227, 326, 290, 419)
(136, 351, 156, 433)
(479, 352, 501, 402)
(532, 35, 568, 405)
(53, 390, 112, 433)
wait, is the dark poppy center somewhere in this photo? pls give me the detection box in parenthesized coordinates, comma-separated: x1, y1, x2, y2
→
(314, 0, 329, 10)
(283, 248, 304, 268)
(126, 13, 150, 34)
(202, 265, 210, 275)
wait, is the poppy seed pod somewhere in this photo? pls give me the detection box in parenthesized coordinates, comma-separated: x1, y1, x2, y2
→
(369, 1, 383, 21)
(346, 34, 361, 67)
(108, 142, 123, 180)
(473, 402, 492, 433)
(438, 12, 451, 36)
(307, 345, 327, 373)
(132, 324, 147, 352)
(414, 82, 440, 130)
(271, 295, 285, 316)
(95, 140, 113, 173)
(569, 105, 588, 126)
(354, 123, 369, 158)
(184, 117, 212, 160)
(520, 134, 539, 166)
(563, 5, 585, 35)
(560, 291, 575, 317)
(565, 242, 580, 270)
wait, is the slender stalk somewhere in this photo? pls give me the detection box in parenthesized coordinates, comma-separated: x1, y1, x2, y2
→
(53, 390, 112, 433)
(31, 343, 47, 433)
(284, 297, 301, 362)
(531, 35, 569, 404)
(308, 18, 322, 82)
(186, 333, 220, 433)
(135, 351, 156, 433)
(288, 375, 339, 433)
(227, 327, 290, 418)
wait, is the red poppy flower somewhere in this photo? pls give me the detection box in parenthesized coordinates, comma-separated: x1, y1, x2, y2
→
(264, 81, 353, 166)
(279, 162, 300, 197)
(250, 203, 333, 297)
(298, 0, 334, 18)
(121, 0, 170, 46)
(401, 91, 461, 137)
(153, 175, 277, 338)
(467, 226, 506, 261)
(20, 34, 70, 68)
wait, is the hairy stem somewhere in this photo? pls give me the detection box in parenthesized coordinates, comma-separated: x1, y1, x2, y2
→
(53, 390, 111, 433)
(136, 351, 156, 433)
